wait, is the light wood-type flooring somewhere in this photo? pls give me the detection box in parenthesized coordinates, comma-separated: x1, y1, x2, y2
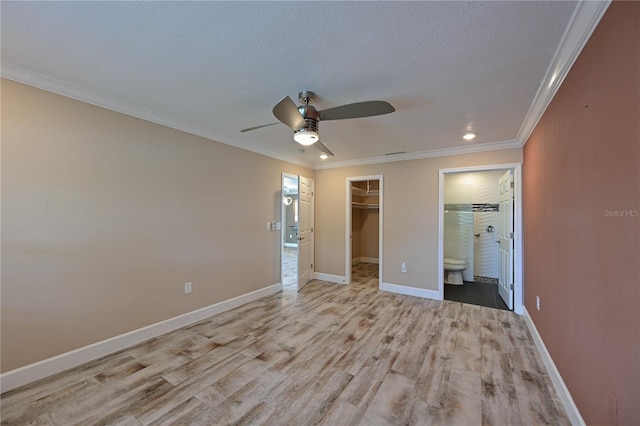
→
(1, 263, 569, 425)
(281, 247, 297, 290)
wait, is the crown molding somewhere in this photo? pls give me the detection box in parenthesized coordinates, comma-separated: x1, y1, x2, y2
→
(2, 0, 609, 172)
(0, 62, 314, 170)
(314, 139, 522, 170)
(516, 0, 611, 146)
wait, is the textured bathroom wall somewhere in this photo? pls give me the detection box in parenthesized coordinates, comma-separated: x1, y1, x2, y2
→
(443, 182, 474, 280)
(471, 170, 504, 279)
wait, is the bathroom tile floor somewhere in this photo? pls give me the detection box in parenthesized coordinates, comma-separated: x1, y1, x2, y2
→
(1, 266, 569, 425)
(445, 281, 510, 311)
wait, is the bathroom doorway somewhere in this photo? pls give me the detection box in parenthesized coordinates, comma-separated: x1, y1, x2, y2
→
(281, 173, 299, 291)
(438, 164, 523, 313)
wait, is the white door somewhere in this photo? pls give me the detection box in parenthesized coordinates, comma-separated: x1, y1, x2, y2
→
(498, 170, 514, 310)
(297, 176, 314, 290)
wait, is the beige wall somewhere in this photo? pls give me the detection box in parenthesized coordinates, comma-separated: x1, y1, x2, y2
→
(523, 2, 639, 424)
(350, 209, 379, 261)
(359, 209, 379, 259)
(315, 149, 522, 289)
(0, 79, 312, 372)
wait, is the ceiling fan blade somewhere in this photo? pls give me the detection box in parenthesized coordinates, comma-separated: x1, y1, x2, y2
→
(318, 101, 395, 121)
(314, 141, 334, 157)
(240, 122, 280, 133)
(273, 96, 307, 130)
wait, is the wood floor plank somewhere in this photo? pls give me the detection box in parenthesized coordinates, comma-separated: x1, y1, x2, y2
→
(1, 263, 571, 426)
(360, 370, 415, 425)
(440, 369, 482, 426)
(338, 348, 399, 409)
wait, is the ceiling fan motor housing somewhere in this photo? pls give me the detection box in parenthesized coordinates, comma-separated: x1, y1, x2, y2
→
(297, 104, 319, 133)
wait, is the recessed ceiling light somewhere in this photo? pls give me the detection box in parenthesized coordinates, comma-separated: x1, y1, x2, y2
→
(319, 154, 328, 160)
(463, 132, 477, 141)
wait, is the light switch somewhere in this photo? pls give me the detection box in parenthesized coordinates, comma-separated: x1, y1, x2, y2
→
(266, 221, 271, 231)
(271, 221, 277, 230)
(275, 222, 282, 230)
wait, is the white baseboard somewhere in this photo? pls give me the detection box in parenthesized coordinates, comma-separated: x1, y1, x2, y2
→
(0, 283, 283, 394)
(522, 307, 585, 426)
(380, 282, 442, 300)
(313, 272, 348, 284)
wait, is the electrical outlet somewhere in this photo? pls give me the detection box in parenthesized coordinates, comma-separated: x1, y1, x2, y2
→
(184, 282, 192, 294)
(536, 296, 540, 311)
(401, 262, 407, 273)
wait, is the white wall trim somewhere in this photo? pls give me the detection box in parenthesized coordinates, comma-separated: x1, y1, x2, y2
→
(0, 283, 282, 394)
(317, 140, 522, 170)
(1, 0, 608, 174)
(516, 0, 611, 146)
(1, 62, 314, 170)
(380, 282, 442, 301)
(313, 272, 348, 284)
(523, 307, 585, 426)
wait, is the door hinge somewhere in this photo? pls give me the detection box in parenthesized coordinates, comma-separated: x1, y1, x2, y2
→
(510, 181, 514, 188)
(510, 283, 514, 290)
(311, 263, 313, 269)
(312, 191, 314, 197)
(510, 232, 514, 239)
(311, 226, 314, 232)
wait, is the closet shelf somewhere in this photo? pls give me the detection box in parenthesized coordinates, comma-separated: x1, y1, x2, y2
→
(351, 187, 379, 197)
(352, 202, 379, 209)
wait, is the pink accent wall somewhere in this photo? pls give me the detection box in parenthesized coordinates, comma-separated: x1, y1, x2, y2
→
(523, 2, 639, 425)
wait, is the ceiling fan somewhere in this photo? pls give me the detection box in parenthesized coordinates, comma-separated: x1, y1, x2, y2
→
(241, 91, 395, 157)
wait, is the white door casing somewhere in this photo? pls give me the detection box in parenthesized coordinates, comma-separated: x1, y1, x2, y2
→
(498, 170, 514, 310)
(298, 176, 314, 290)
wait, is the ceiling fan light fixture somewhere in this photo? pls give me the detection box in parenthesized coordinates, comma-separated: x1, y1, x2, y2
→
(319, 154, 329, 160)
(294, 129, 319, 146)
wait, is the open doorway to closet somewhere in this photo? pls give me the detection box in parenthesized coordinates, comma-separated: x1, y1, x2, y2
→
(346, 175, 383, 289)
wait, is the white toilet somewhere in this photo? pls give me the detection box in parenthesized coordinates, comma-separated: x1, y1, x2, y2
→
(444, 258, 467, 285)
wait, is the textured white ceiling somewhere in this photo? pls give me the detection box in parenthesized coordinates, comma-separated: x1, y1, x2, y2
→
(1, 1, 598, 168)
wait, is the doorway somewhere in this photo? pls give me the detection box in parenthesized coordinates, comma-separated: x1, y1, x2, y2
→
(281, 174, 299, 290)
(438, 164, 523, 314)
(281, 173, 315, 292)
(346, 175, 383, 288)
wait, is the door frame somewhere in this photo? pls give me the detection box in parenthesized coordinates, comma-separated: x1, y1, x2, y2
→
(498, 170, 515, 310)
(438, 164, 523, 314)
(281, 172, 299, 290)
(345, 175, 383, 289)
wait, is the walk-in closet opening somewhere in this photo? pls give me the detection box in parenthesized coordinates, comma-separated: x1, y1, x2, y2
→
(346, 176, 383, 288)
